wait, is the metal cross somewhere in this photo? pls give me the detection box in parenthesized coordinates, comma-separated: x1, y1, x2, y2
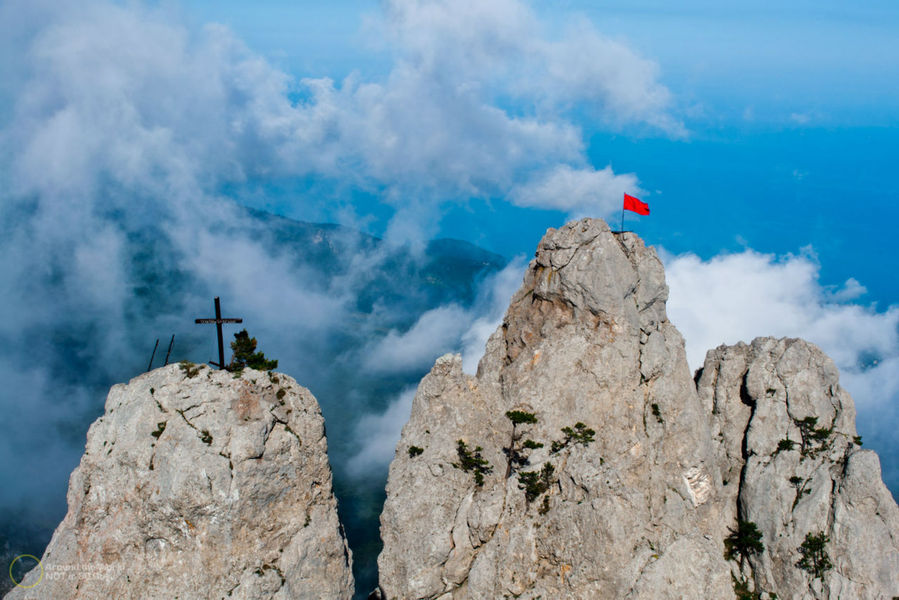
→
(195, 297, 243, 369)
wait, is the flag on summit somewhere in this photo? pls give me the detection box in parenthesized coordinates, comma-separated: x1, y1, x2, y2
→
(623, 193, 650, 216)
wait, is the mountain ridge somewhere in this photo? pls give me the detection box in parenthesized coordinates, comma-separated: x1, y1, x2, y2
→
(5, 218, 897, 599)
(376, 218, 899, 599)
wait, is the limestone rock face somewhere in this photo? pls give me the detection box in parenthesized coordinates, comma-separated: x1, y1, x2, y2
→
(377, 218, 899, 600)
(699, 338, 899, 599)
(378, 219, 734, 599)
(5, 364, 353, 600)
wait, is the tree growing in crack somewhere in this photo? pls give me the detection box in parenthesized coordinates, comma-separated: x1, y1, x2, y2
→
(793, 416, 833, 460)
(502, 410, 558, 511)
(724, 519, 765, 569)
(504, 410, 541, 477)
(550, 422, 595, 453)
(789, 476, 812, 510)
(797, 531, 832, 581)
(452, 440, 492, 486)
(518, 462, 555, 503)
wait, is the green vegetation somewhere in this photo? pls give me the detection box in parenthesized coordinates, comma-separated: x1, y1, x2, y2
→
(179, 360, 200, 378)
(551, 422, 596, 453)
(200, 429, 213, 445)
(724, 520, 765, 567)
(776, 437, 797, 454)
(563, 422, 595, 445)
(651, 403, 664, 424)
(797, 531, 832, 579)
(794, 416, 833, 459)
(853, 435, 863, 446)
(150, 421, 166, 439)
(731, 575, 776, 600)
(538, 496, 551, 515)
(505, 410, 538, 426)
(408, 445, 424, 458)
(518, 462, 555, 503)
(276, 388, 286, 400)
(228, 329, 278, 372)
(731, 574, 760, 600)
(505, 410, 540, 472)
(452, 440, 492, 486)
(789, 476, 811, 510)
(812, 426, 833, 443)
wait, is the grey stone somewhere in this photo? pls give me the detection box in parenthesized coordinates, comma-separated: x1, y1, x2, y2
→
(10, 217, 898, 600)
(5, 364, 353, 600)
(378, 218, 899, 600)
(377, 219, 733, 599)
(699, 337, 899, 599)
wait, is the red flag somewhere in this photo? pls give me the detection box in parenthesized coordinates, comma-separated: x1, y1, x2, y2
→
(623, 193, 650, 216)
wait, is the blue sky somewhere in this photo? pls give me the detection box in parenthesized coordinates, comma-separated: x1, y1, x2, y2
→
(183, 0, 899, 126)
(183, 1, 898, 497)
(181, 0, 899, 283)
(1, 0, 898, 587)
(169, 1, 898, 492)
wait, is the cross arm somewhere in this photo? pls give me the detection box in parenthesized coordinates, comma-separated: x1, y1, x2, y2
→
(195, 318, 244, 324)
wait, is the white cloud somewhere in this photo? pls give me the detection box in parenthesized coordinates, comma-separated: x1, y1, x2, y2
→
(346, 259, 525, 474)
(827, 277, 867, 302)
(361, 258, 527, 374)
(460, 258, 528, 373)
(0, 0, 681, 268)
(0, 0, 684, 534)
(380, 0, 683, 135)
(663, 248, 899, 492)
(346, 387, 416, 478)
(363, 305, 471, 373)
(510, 164, 639, 218)
(305, 0, 682, 217)
(533, 21, 683, 134)
(663, 249, 899, 380)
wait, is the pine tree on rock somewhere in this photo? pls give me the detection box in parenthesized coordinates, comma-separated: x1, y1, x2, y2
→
(228, 329, 278, 372)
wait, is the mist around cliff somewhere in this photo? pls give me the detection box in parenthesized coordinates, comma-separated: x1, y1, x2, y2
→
(1, 1, 898, 597)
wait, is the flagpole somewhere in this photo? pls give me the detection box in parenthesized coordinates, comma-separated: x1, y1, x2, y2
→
(620, 202, 624, 233)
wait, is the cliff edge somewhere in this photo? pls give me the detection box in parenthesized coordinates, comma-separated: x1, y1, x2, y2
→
(5, 363, 353, 600)
(7, 218, 897, 600)
(377, 218, 899, 599)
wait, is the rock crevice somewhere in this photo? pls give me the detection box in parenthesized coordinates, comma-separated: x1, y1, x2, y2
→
(378, 218, 899, 600)
(6, 364, 354, 600)
(7, 218, 898, 600)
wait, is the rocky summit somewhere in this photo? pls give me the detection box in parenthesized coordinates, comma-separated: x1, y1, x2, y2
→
(377, 218, 899, 599)
(7, 218, 898, 600)
(5, 363, 353, 600)
(699, 338, 899, 599)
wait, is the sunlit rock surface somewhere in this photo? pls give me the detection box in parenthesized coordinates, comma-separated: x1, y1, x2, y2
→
(5, 364, 353, 600)
(699, 338, 899, 599)
(376, 218, 899, 599)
